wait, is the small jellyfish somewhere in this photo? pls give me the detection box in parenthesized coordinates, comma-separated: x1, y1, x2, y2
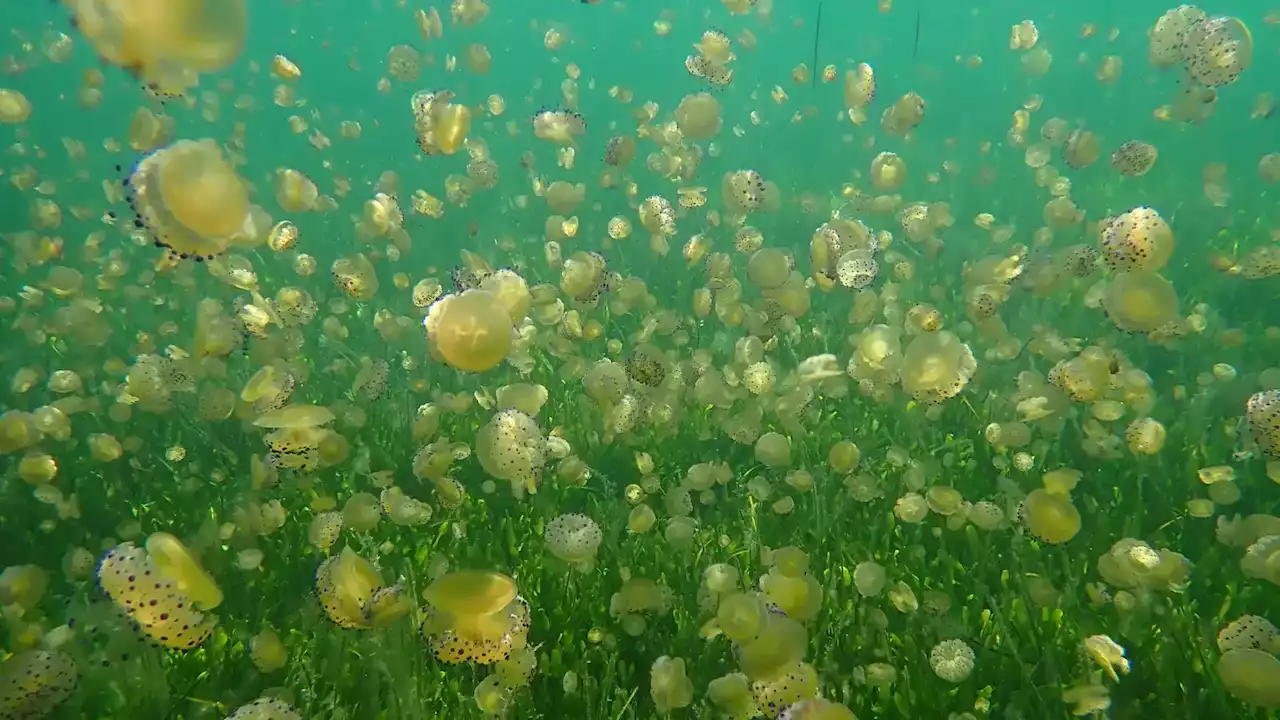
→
(425, 290, 515, 373)
(224, 696, 303, 720)
(126, 139, 253, 261)
(1019, 489, 1081, 544)
(1110, 141, 1158, 176)
(0, 649, 77, 718)
(1098, 206, 1174, 273)
(544, 513, 603, 570)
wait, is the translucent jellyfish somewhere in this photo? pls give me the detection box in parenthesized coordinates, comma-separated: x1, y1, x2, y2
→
(97, 542, 216, 650)
(387, 44, 421, 82)
(314, 547, 405, 629)
(736, 614, 809, 681)
(900, 331, 977, 405)
(674, 93, 722, 139)
(1246, 390, 1280, 457)
(1242, 535, 1280, 585)
(650, 656, 695, 714)
(426, 290, 515, 373)
(1185, 16, 1253, 87)
(880, 92, 925, 136)
(604, 135, 637, 167)
(1102, 272, 1180, 333)
(274, 169, 318, 212)
(755, 432, 792, 468)
(330, 253, 380, 301)
(126, 139, 252, 261)
(532, 109, 586, 145)
(475, 409, 546, 498)
(930, 639, 975, 682)
(747, 248, 792, 290)
(870, 152, 906, 191)
(1218, 649, 1280, 708)
(422, 571, 531, 665)
(1148, 5, 1207, 66)
(544, 513, 603, 570)
(0, 89, 32, 124)
(750, 662, 818, 718)
(836, 250, 878, 289)
(1098, 207, 1174, 273)
(1019, 489, 1081, 544)
(0, 649, 77, 718)
(1110, 141, 1158, 177)
(1125, 417, 1167, 455)
(1218, 615, 1280, 653)
(65, 0, 247, 95)
(1063, 129, 1101, 169)
(708, 673, 758, 719)
(224, 696, 303, 720)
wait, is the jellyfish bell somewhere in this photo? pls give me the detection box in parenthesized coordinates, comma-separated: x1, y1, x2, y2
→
(64, 0, 248, 95)
(96, 542, 217, 650)
(532, 109, 586, 145)
(1102, 271, 1180, 334)
(1185, 16, 1253, 87)
(126, 139, 252, 261)
(1098, 206, 1174, 273)
(0, 649, 77, 718)
(1110, 141, 1158, 176)
(425, 289, 515, 373)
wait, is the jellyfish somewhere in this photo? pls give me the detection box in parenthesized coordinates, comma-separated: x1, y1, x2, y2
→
(899, 331, 978, 405)
(475, 409, 547, 498)
(425, 290, 515, 373)
(674, 93, 722, 140)
(1019, 489, 1082, 544)
(97, 542, 217, 650)
(532, 109, 586, 145)
(544, 513, 603, 570)
(0, 649, 77, 718)
(930, 639, 976, 682)
(1185, 16, 1253, 87)
(224, 696, 303, 720)
(125, 139, 253, 261)
(1110, 141, 1158, 176)
(835, 250, 878, 289)
(421, 571, 531, 665)
(1246, 390, 1280, 457)
(1102, 271, 1180, 333)
(1098, 207, 1174, 273)
(64, 0, 247, 95)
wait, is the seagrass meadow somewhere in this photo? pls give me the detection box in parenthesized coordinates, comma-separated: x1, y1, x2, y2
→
(1, 0, 1280, 718)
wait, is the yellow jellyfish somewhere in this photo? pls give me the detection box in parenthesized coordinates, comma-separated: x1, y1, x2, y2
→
(1019, 489, 1082, 544)
(545, 513, 603, 570)
(1110, 141, 1158, 176)
(899, 331, 978, 404)
(422, 570, 531, 665)
(63, 0, 247, 95)
(674, 93, 722, 140)
(97, 542, 217, 650)
(127, 139, 252, 261)
(0, 649, 77, 718)
(1098, 206, 1174, 273)
(426, 289, 515, 373)
(1102, 271, 1180, 333)
(475, 409, 546, 498)
(314, 547, 405, 629)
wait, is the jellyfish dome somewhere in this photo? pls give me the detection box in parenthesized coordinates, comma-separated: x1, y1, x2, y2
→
(426, 290, 515, 373)
(422, 571, 531, 665)
(225, 697, 304, 720)
(0, 649, 77, 719)
(64, 0, 247, 95)
(476, 409, 547, 498)
(96, 542, 217, 650)
(1246, 390, 1280, 457)
(544, 513, 604, 567)
(1185, 16, 1253, 87)
(1098, 207, 1174, 273)
(836, 250, 879, 289)
(126, 139, 252, 261)
(900, 331, 978, 404)
(1102, 271, 1180, 333)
